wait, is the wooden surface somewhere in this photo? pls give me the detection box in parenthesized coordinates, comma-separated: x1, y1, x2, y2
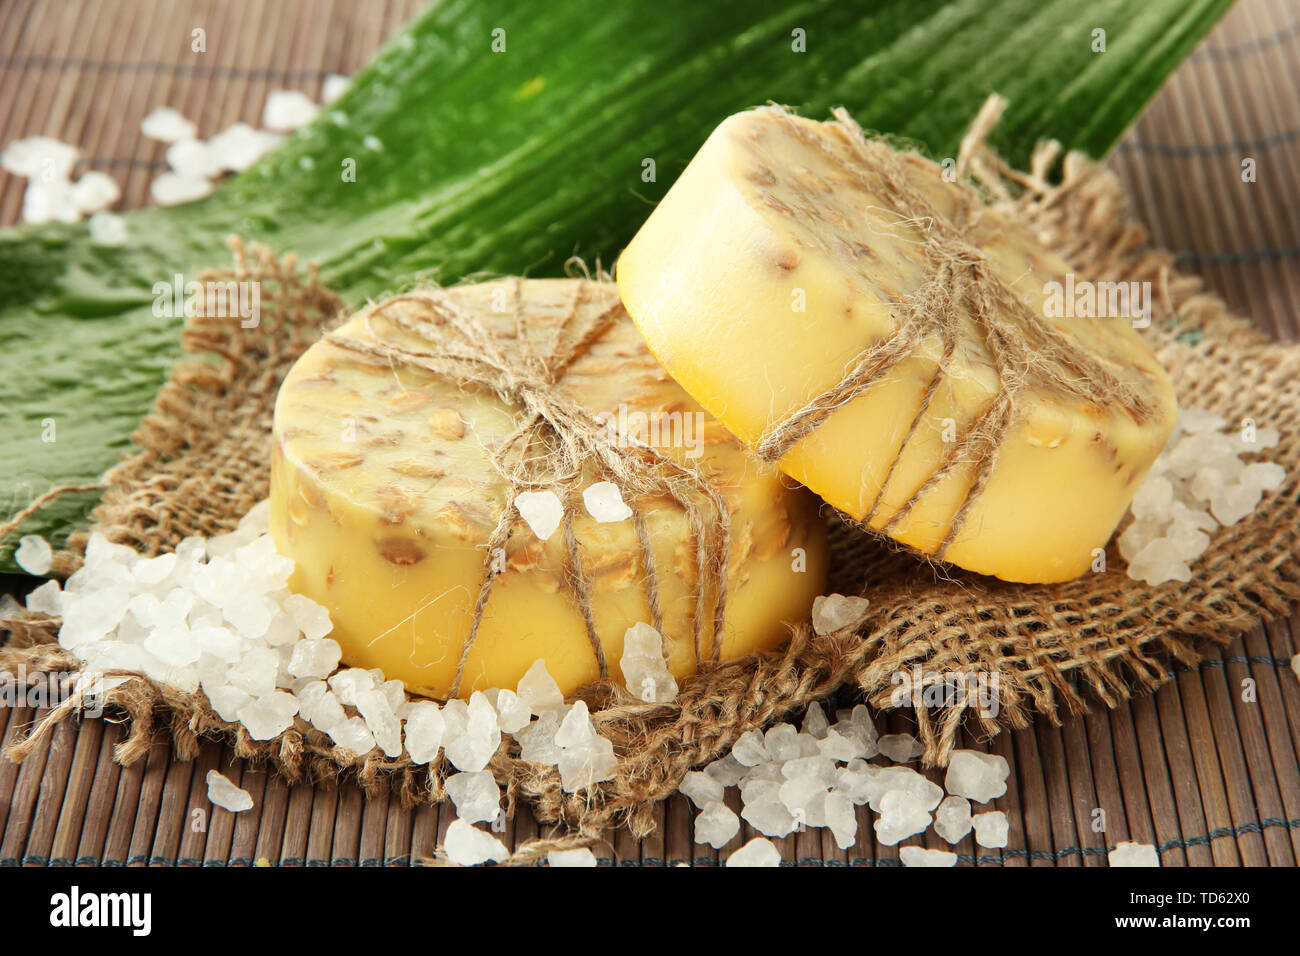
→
(1, 0, 1298, 865)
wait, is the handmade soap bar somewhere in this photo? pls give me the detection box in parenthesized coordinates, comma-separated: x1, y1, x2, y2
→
(617, 107, 1177, 583)
(269, 278, 826, 698)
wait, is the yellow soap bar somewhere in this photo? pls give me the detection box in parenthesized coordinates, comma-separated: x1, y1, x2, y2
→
(617, 107, 1177, 583)
(269, 278, 827, 698)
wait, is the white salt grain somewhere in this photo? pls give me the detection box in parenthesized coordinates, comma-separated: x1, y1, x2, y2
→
(444, 819, 508, 866)
(680, 770, 726, 809)
(693, 800, 741, 848)
(801, 702, 830, 739)
(262, 89, 320, 131)
(811, 593, 870, 635)
(288, 638, 342, 679)
(726, 837, 782, 867)
(165, 138, 223, 180)
(944, 749, 1009, 803)
(321, 74, 351, 104)
(4, 136, 80, 179)
(934, 795, 973, 844)
(206, 770, 253, 812)
(492, 688, 533, 734)
(141, 107, 197, 143)
(971, 810, 1009, 848)
(22, 179, 79, 224)
(25, 579, 63, 615)
(150, 172, 214, 206)
(548, 848, 597, 867)
(207, 122, 282, 173)
(1109, 841, 1160, 867)
(445, 771, 501, 824)
(69, 171, 120, 214)
(517, 658, 565, 715)
(741, 800, 797, 838)
(15, 535, 53, 575)
(514, 490, 564, 541)
(619, 621, 678, 702)
(582, 481, 633, 522)
(404, 701, 445, 764)
(88, 211, 128, 246)
(877, 732, 924, 763)
(900, 846, 958, 867)
(873, 790, 931, 845)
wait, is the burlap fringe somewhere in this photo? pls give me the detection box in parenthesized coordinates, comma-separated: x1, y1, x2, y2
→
(4, 100, 1300, 863)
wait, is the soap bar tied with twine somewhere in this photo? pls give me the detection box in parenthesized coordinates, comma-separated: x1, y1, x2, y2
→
(323, 278, 732, 697)
(752, 101, 1159, 563)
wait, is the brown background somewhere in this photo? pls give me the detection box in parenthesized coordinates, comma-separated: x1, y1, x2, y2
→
(0, 0, 1297, 865)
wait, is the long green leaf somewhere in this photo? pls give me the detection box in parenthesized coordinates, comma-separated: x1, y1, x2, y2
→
(0, 0, 1231, 570)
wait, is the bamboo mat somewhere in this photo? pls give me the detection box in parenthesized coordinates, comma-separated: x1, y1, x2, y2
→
(1, 0, 1298, 867)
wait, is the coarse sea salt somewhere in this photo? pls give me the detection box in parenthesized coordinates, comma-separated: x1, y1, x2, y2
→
(548, 847, 598, 867)
(15, 534, 53, 575)
(1108, 841, 1160, 867)
(444, 819, 508, 866)
(1121, 408, 1285, 585)
(726, 837, 782, 867)
(206, 770, 253, 812)
(619, 621, 678, 702)
(262, 89, 320, 132)
(900, 846, 958, 867)
(141, 107, 197, 143)
(514, 490, 564, 541)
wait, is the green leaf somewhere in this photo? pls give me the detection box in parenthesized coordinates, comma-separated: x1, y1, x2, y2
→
(0, 0, 1231, 570)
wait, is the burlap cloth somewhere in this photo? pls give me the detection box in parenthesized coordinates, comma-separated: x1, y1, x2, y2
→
(3, 105, 1299, 863)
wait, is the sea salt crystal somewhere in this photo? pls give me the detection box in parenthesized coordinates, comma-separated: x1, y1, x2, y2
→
(693, 800, 741, 848)
(1292, 654, 1300, 682)
(779, 776, 830, 825)
(23, 179, 79, 224)
(165, 138, 223, 180)
(262, 89, 320, 131)
(150, 172, 214, 206)
(900, 846, 958, 867)
(446, 771, 501, 824)
(971, 810, 1009, 848)
(878, 733, 924, 762)
(144, 623, 200, 668)
(548, 847, 597, 867)
(1127, 538, 1191, 586)
(515, 490, 563, 541)
(944, 749, 1009, 803)
(819, 728, 866, 762)
(741, 800, 797, 838)
(443, 694, 502, 772)
(704, 753, 748, 788)
(1179, 408, 1225, 434)
(321, 74, 351, 104)
(237, 691, 299, 740)
(811, 593, 870, 635)
(141, 107, 197, 143)
(515, 708, 564, 764)
(726, 837, 782, 867)
(556, 699, 597, 749)
(207, 122, 283, 173)
(873, 790, 932, 845)
(14, 535, 53, 575)
(227, 646, 278, 697)
(781, 754, 837, 785)
(288, 638, 342, 679)
(328, 667, 374, 706)
(932, 794, 972, 843)
(404, 700, 445, 764)
(328, 716, 375, 755)
(206, 770, 253, 812)
(132, 552, 177, 586)
(832, 704, 880, 758)
(492, 688, 532, 734)
(731, 729, 768, 767)
(619, 622, 677, 702)
(88, 211, 128, 246)
(1240, 461, 1286, 492)
(69, 171, 120, 214)
(1210, 482, 1263, 526)
(356, 688, 402, 757)
(832, 762, 876, 805)
(558, 735, 616, 792)
(4, 136, 80, 180)
(517, 658, 564, 714)
(740, 777, 781, 807)
(1108, 841, 1160, 867)
(801, 702, 830, 739)
(825, 791, 857, 848)
(763, 723, 806, 762)
(1130, 475, 1173, 520)
(582, 481, 633, 522)
(25, 579, 63, 615)
(680, 770, 725, 808)
(283, 593, 332, 641)
(444, 819, 508, 866)
(866, 766, 943, 812)
(206, 684, 251, 723)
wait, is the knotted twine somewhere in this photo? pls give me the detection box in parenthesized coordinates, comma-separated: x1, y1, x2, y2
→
(754, 102, 1157, 558)
(3, 97, 1300, 864)
(320, 279, 733, 695)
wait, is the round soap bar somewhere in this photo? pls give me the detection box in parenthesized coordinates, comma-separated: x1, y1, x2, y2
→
(269, 278, 827, 698)
(616, 107, 1177, 583)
